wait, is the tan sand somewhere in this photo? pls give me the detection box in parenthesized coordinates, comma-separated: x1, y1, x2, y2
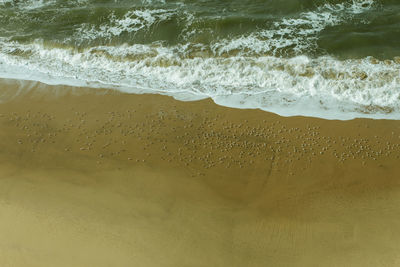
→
(1, 79, 400, 266)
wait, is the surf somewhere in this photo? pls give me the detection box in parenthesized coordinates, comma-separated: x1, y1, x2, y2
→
(0, 0, 399, 120)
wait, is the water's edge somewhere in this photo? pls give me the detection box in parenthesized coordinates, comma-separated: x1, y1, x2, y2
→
(1, 0, 400, 120)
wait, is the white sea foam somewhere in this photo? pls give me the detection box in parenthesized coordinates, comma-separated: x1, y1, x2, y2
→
(0, 0, 13, 5)
(0, 0, 86, 9)
(22, 0, 57, 10)
(72, 0, 375, 55)
(74, 9, 175, 43)
(0, 0, 57, 9)
(141, 0, 166, 5)
(0, 38, 399, 120)
(212, 0, 375, 56)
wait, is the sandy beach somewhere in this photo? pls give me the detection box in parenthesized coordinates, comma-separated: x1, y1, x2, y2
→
(1, 79, 400, 267)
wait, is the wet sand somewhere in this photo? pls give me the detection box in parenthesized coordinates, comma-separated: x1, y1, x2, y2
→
(1, 80, 400, 266)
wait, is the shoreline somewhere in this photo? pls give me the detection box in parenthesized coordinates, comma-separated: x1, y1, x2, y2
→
(1, 77, 399, 121)
(1, 81, 400, 266)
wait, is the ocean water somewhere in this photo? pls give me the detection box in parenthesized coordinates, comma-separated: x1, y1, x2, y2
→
(0, 0, 399, 119)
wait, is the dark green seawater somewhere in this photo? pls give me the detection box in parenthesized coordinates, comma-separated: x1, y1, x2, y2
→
(0, 0, 399, 119)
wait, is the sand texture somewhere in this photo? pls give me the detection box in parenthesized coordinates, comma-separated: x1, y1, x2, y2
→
(1, 80, 400, 267)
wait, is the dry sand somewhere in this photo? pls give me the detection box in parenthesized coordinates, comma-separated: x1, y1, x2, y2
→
(1, 79, 400, 266)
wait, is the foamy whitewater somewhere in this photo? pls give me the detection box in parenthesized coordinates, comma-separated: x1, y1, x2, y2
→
(0, 0, 399, 119)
